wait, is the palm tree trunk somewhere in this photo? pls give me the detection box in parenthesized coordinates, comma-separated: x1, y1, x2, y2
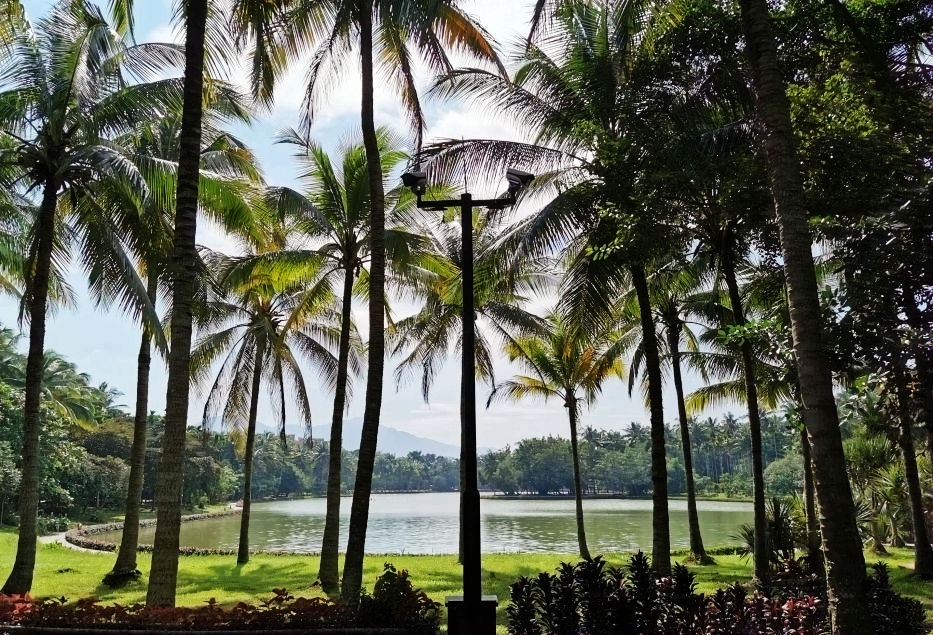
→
(567, 401, 590, 560)
(894, 370, 933, 578)
(800, 426, 824, 573)
(237, 344, 264, 565)
(319, 263, 355, 593)
(1, 175, 58, 595)
(342, 0, 386, 606)
(630, 265, 670, 575)
(737, 0, 871, 629)
(666, 318, 710, 564)
(722, 248, 769, 583)
(106, 275, 158, 584)
(146, 0, 207, 607)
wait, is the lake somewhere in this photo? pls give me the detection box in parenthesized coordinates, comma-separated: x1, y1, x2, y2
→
(100, 493, 753, 554)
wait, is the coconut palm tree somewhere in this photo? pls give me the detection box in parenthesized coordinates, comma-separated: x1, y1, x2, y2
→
(192, 230, 341, 565)
(0, 0, 186, 595)
(488, 314, 625, 560)
(147, 0, 283, 605)
(229, 127, 419, 592)
(736, 0, 871, 629)
(102, 106, 258, 586)
(390, 207, 546, 565)
(269, 0, 504, 602)
(423, 0, 680, 573)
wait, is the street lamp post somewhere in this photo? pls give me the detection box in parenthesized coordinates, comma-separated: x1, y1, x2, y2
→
(401, 169, 533, 635)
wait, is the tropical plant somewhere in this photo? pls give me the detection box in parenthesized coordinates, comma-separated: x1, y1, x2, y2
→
(269, 0, 504, 602)
(103, 103, 258, 586)
(423, 0, 679, 573)
(488, 314, 625, 560)
(0, 0, 185, 595)
(267, 127, 419, 593)
(192, 220, 342, 564)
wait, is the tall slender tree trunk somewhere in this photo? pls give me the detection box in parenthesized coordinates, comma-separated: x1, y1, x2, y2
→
(665, 317, 710, 564)
(106, 275, 158, 584)
(722, 248, 769, 583)
(567, 400, 590, 560)
(737, 0, 871, 630)
(800, 426, 825, 572)
(342, 1, 386, 606)
(893, 370, 933, 578)
(319, 263, 355, 593)
(237, 344, 264, 565)
(630, 265, 670, 575)
(146, 0, 207, 607)
(2, 176, 58, 595)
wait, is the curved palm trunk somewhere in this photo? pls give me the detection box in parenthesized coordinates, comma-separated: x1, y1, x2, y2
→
(630, 265, 670, 575)
(737, 0, 870, 629)
(106, 275, 158, 584)
(237, 345, 264, 565)
(2, 175, 58, 595)
(567, 401, 590, 560)
(146, 0, 207, 607)
(342, 1, 386, 606)
(665, 318, 709, 564)
(722, 250, 768, 583)
(318, 264, 355, 593)
(894, 370, 933, 578)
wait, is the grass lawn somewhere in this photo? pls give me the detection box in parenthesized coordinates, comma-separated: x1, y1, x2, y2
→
(2, 528, 931, 633)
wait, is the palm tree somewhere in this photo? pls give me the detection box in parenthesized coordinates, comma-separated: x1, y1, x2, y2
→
(424, 0, 678, 573)
(147, 0, 281, 605)
(391, 208, 545, 564)
(652, 265, 712, 564)
(272, 127, 418, 593)
(272, 0, 504, 602)
(227, 127, 421, 591)
(737, 0, 871, 627)
(103, 107, 258, 586)
(488, 314, 624, 560)
(0, 1, 182, 595)
(192, 236, 340, 565)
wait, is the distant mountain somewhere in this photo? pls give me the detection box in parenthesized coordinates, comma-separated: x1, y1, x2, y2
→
(313, 417, 493, 458)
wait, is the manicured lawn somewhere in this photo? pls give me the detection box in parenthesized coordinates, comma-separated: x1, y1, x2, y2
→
(1, 528, 930, 633)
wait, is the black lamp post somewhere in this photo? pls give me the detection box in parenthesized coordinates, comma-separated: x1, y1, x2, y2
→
(401, 167, 534, 635)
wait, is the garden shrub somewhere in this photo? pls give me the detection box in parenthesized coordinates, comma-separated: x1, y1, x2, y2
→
(357, 563, 440, 634)
(0, 563, 439, 633)
(506, 552, 926, 635)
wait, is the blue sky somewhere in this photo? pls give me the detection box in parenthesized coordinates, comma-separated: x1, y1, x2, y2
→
(2, 0, 719, 449)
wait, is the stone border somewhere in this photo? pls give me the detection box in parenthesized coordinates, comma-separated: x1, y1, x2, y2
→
(64, 509, 247, 555)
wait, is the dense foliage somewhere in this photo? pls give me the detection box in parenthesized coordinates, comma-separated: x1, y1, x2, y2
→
(506, 555, 925, 635)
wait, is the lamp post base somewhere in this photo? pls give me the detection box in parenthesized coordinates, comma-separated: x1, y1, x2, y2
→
(445, 595, 498, 635)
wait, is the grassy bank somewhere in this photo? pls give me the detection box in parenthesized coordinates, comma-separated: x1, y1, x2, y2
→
(1, 528, 930, 632)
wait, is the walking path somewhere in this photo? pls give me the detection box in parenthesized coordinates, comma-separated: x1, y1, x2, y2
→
(38, 531, 104, 553)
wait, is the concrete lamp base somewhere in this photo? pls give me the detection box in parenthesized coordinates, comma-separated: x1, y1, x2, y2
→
(445, 595, 498, 635)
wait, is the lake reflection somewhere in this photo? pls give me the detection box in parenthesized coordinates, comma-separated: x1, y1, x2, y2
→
(99, 493, 752, 554)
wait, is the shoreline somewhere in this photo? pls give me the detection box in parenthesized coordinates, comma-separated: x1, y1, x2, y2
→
(64, 508, 242, 554)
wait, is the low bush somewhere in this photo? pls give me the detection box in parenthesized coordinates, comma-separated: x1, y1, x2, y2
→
(506, 553, 926, 635)
(0, 563, 439, 633)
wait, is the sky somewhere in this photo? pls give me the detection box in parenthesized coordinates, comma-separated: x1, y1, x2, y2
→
(3, 0, 722, 449)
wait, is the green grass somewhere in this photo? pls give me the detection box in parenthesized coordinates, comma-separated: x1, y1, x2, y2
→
(2, 528, 931, 633)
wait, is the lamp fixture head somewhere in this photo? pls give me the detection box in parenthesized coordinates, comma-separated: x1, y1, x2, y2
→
(401, 170, 427, 195)
(506, 168, 534, 196)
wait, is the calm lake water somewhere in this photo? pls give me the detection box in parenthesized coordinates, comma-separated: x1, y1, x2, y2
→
(100, 493, 752, 554)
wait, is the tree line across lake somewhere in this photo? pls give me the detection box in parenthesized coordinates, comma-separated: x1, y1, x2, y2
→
(0, 342, 798, 525)
(3, 340, 928, 560)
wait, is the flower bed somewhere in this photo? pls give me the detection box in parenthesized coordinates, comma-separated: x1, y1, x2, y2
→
(0, 566, 439, 634)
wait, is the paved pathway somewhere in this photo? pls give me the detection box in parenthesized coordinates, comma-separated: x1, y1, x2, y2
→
(38, 531, 103, 553)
